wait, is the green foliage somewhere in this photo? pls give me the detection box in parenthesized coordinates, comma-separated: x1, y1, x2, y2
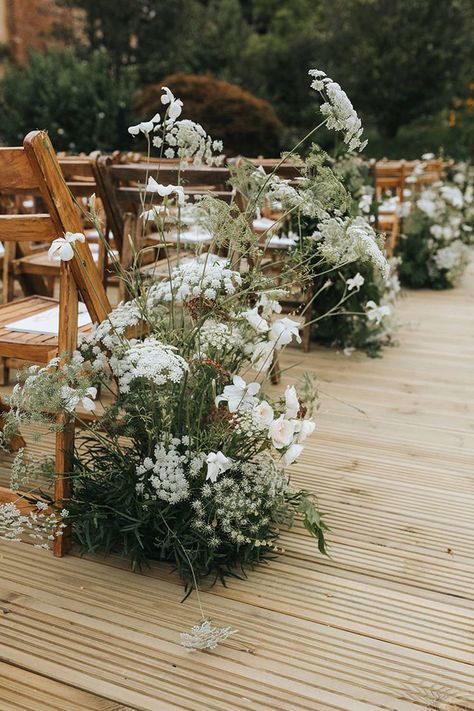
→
(317, 266, 394, 357)
(0, 49, 137, 152)
(396, 211, 453, 289)
(135, 73, 283, 156)
(320, 0, 474, 138)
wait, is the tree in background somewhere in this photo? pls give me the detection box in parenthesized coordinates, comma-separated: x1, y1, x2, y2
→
(0, 49, 136, 152)
(320, 0, 474, 138)
(135, 72, 282, 156)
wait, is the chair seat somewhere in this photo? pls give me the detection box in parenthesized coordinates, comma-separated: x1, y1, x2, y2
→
(0, 295, 92, 362)
(13, 242, 107, 278)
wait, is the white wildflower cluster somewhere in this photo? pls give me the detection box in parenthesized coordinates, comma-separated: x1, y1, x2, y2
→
(311, 216, 389, 279)
(193, 455, 289, 546)
(181, 619, 237, 651)
(402, 169, 472, 287)
(155, 119, 224, 167)
(9, 352, 96, 422)
(130, 86, 224, 167)
(196, 319, 246, 358)
(136, 436, 206, 504)
(109, 337, 188, 393)
(0, 501, 67, 549)
(433, 241, 471, 277)
(80, 300, 142, 359)
(149, 255, 242, 304)
(309, 69, 366, 152)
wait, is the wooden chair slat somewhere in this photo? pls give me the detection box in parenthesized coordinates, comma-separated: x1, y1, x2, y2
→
(0, 214, 56, 242)
(0, 148, 38, 190)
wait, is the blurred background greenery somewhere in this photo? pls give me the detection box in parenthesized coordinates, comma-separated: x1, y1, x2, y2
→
(0, 0, 472, 158)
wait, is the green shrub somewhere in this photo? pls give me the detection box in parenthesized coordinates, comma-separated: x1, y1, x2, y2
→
(135, 72, 283, 157)
(0, 49, 137, 152)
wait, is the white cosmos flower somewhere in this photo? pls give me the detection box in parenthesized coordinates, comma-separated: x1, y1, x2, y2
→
(295, 419, 316, 443)
(206, 451, 233, 483)
(252, 400, 274, 426)
(168, 99, 183, 122)
(281, 443, 304, 466)
(366, 300, 391, 324)
(60, 385, 97, 413)
(161, 86, 175, 105)
(269, 416, 296, 449)
(284, 385, 300, 419)
(128, 121, 154, 136)
(146, 176, 185, 205)
(216, 375, 260, 413)
(243, 307, 270, 333)
(270, 318, 302, 348)
(48, 232, 85, 262)
(251, 341, 275, 372)
(346, 273, 365, 291)
(161, 86, 183, 122)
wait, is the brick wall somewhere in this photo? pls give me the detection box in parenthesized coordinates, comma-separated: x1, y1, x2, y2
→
(2, 0, 81, 62)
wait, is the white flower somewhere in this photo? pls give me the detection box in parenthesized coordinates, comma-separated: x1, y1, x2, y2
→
(309, 69, 366, 151)
(284, 386, 300, 419)
(270, 318, 302, 348)
(252, 400, 274, 426)
(161, 86, 175, 105)
(421, 152, 435, 160)
(243, 307, 270, 333)
(295, 419, 316, 443)
(146, 176, 185, 206)
(128, 121, 154, 136)
(366, 301, 391, 324)
(160, 86, 183, 122)
(206, 451, 233, 483)
(169, 99, 183, 122)
(216, 375, 260, 413)
(251, 341, 275, 372)
(60, 385, 97, 413)
(181, 618, 237, 650)
(281, 443, 304, 466)
(346, 273, 365, 291)
(48, 232, 85, 262)
(269, 416, 296, 449)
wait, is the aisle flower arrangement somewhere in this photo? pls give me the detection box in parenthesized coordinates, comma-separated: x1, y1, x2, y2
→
(0, 70, 389, 648)
(397, 162, 473, 289)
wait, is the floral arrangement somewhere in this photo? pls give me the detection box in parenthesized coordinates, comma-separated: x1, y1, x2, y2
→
(0, 71, 389, 649)
(397, 161, 472, 289)
(283, 147, 397, 357)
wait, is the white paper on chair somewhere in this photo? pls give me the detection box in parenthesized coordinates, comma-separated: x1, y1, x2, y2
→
(5, 303, 92, 335)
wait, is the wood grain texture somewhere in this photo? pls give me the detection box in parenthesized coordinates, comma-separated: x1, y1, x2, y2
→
(0, 261, 473, 709)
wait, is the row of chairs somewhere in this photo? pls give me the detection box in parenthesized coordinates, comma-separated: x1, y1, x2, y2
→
(371, 158, 445, 254)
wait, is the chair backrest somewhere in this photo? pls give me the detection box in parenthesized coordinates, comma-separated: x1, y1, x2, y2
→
(371, 161, 406, 202)
(0, 133, 111, 338)
(93, 156, 234, 258)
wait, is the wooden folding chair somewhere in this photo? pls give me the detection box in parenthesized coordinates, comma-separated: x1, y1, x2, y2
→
(0, 131, 112, 556)
(9, 154, 122, 295)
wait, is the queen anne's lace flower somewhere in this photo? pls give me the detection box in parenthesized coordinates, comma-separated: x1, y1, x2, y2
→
(110, 337, 188, 393)
(180, 619, 237, 650)
(149, 255, 242, 305)
(136, 436, 203, 504)
(312, 216, 389, 279)
(309, 69, 366, 152)
(0, 502, 66, 547)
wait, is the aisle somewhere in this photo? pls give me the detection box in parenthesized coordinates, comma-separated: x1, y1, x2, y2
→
(0, 267, 473, 711)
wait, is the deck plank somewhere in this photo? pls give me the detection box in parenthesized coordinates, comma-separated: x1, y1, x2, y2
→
(0, 261, 473, 709)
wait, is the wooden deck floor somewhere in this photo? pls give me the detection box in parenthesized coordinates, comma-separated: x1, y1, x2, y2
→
(0, 266, 473, 710)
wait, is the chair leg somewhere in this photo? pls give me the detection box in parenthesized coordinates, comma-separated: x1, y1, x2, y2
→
(0, 358, 9, 386)
(53, 417, 74, 557)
